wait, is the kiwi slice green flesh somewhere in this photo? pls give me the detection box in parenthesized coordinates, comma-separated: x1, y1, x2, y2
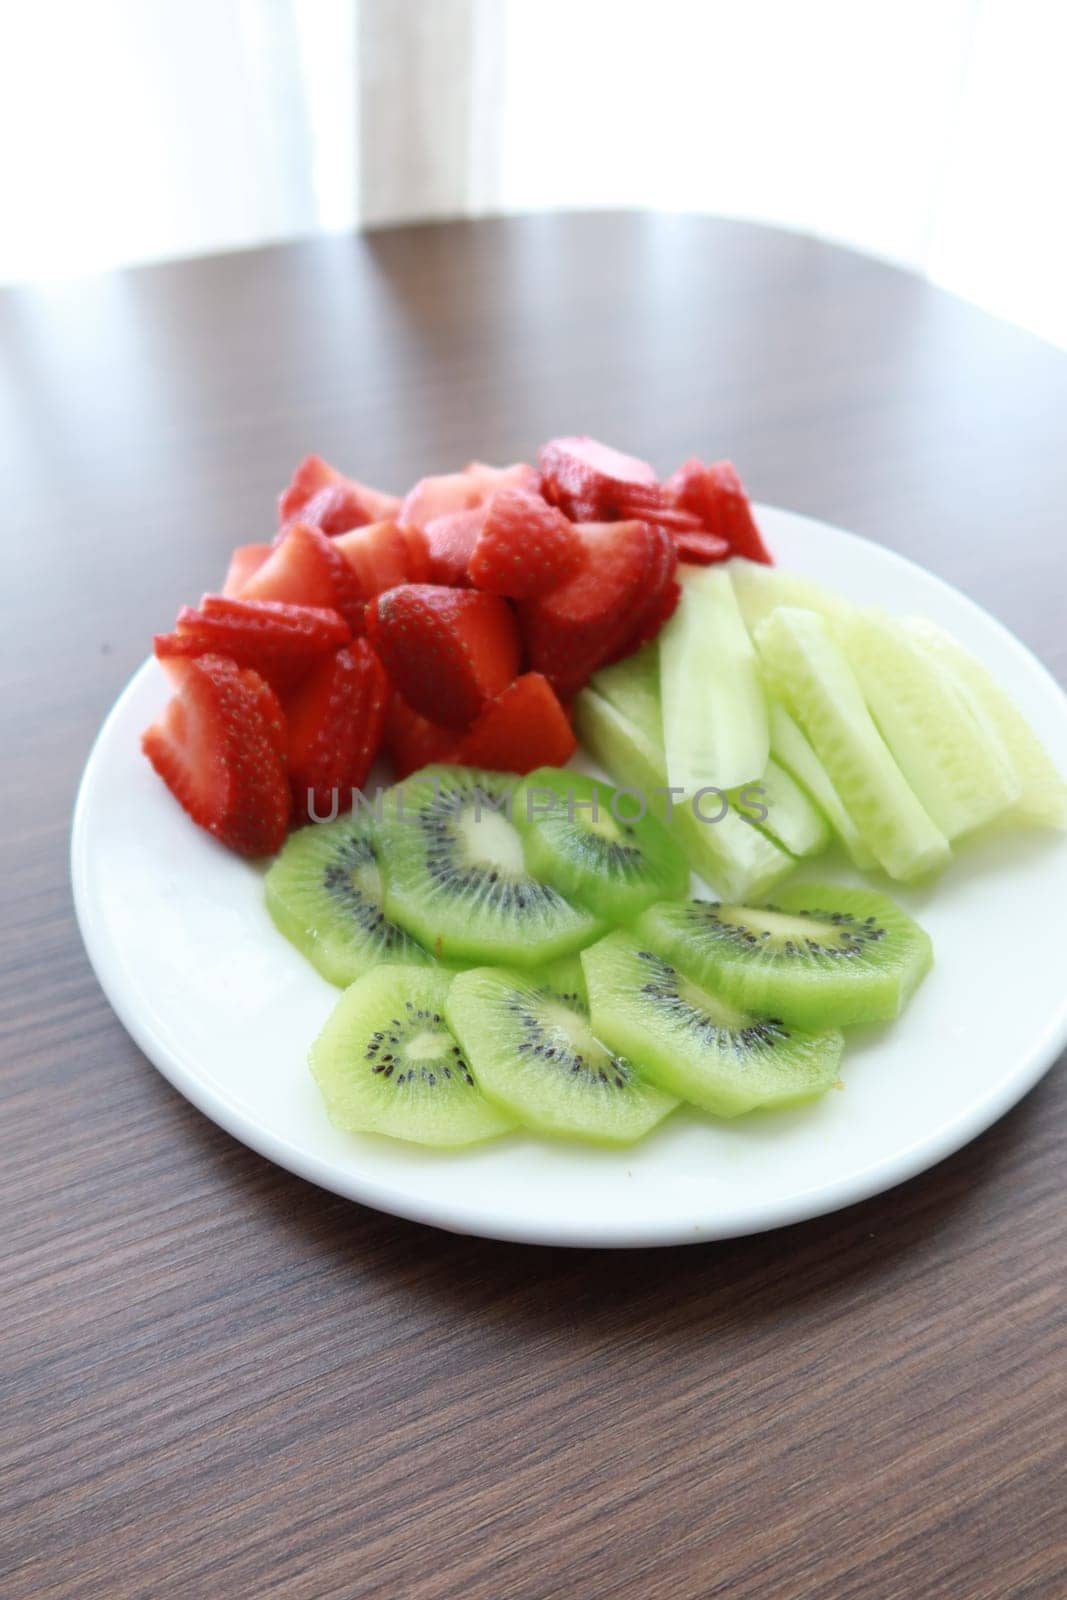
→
(378, 765, 604, 969)
(310, 965, 515, 1147)
(582, 931, 843, 1117)
(446, 963, 678, 1146)
(636, 884, 932, 1031)
(265, 811, 435, 986)
(514, 766, 689, 921)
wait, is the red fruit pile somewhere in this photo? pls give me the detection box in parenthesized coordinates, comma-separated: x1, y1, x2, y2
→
(142, 442, 770, 856)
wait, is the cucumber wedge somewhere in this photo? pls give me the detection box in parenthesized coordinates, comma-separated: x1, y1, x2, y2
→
(754, 607, 951, 881)
(837, 608, 1021, 840)
(735, 757, 831, 858)
(658, 567, 769, 793)
(730, 558, 850, 633)
(573, 688, 794, 902)
(903, 617, 1067, 829)
(590, 643, 663, 747)
(767, 699, 877, 869)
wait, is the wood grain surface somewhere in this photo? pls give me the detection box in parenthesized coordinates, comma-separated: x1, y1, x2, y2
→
(2, 213, 1065, 1600)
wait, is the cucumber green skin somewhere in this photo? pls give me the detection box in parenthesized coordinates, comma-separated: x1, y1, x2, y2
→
(581, 931, 844, 1118)
(264, 813, 435, 987)
(514, 766, 689, 921)
(635, 885, 933, 1032)
(573, 689, 795, 904)
(445, 966, 678, 1147)
(377, 765, 604, 970)
(309, 965, 516, 1147)
(754, 608, 951, 881)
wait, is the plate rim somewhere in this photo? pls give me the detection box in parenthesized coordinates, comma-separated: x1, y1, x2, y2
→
(71, 504, 1067, 1246)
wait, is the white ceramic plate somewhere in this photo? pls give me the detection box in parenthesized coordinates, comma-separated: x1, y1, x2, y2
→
(72, 506, 1067, 1246)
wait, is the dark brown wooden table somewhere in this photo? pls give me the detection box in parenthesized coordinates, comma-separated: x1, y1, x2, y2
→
(3, 214, 1065, 1599)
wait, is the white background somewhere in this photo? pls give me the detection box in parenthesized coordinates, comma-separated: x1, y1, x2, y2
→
(2, 0, 1066, 346)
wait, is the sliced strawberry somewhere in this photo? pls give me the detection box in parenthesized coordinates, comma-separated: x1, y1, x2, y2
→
(421, 507, 487, 586)
(367, 584, 521, 730)
(398, 461, 538, 531)
(538, 436, 662, 521)
(240, 522, 365, 631)
(383, 692, 459, 780)
(155, 597, 350, 692)
(279, 455, 400, 532)
(643, 505, 704, 534)
(457, 673, 577, 774)
(467, 489, 584, 599)
(603, 524, 679, 663)
(673, 528, 731, 565)
(518, 520, 658, 696)
(665, 458, 772, 564)
(222, 542, 272, 597)
(284, 639, 389, 823)
(333, 518, 430, 597)
(142, 655, 291, 857)
(240, 666, 288, 758)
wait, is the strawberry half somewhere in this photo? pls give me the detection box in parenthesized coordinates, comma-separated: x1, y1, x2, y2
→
(155, 597, 350, 692)
(422, 508, 487, 586)
(518, 520, 659, 696)
(457, 673, 577, 773)
(367, 584, 521, 730)
(333, 518, 430, 596)
(279, 455, 400, 533)
(398, 461, 539, 531)
(240, 522, 365, 631)
(665, 458, 772, 564)
(467, 489, 584, 598)
(383, 693, 459, 780)
(142, 654, 291, 857)
(284, 639, 389, 823)
(222, 542, 272, 597)
(538, 436, 662, 521)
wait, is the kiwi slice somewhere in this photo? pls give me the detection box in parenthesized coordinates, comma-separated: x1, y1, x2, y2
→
(265, 811, 434, 986)
(514, 766, 689, 921)
(310, 965, 515, 1146)
(446, 959, 678, 1146)
(377, 765, 603, 968)
(636, 883, 931, 1031)
(582, 931, 843, 1117)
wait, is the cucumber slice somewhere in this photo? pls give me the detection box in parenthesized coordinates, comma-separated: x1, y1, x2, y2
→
(903, 617, 1067, 829)
(767, 700, 877, 869)
(754, 607, 951, 881)
(730, 559, 850, 633)
(736, 757, 831, 859)
(590, 643, 663, 747)
(573, 688, 794, 902)
(837, 609, 1021, 840)
(658, 566, 769, 792)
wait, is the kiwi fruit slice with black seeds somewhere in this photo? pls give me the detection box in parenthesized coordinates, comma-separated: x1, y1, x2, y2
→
(514, 766, 689, 921)
(446, 959, 678, 1146)
(636, 883, 931, 1030)
(265, 810, 435, 986)
(377, 765, 604, 968)
(582, 930, 843, 1116)
(310, 965, 515, 1146)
